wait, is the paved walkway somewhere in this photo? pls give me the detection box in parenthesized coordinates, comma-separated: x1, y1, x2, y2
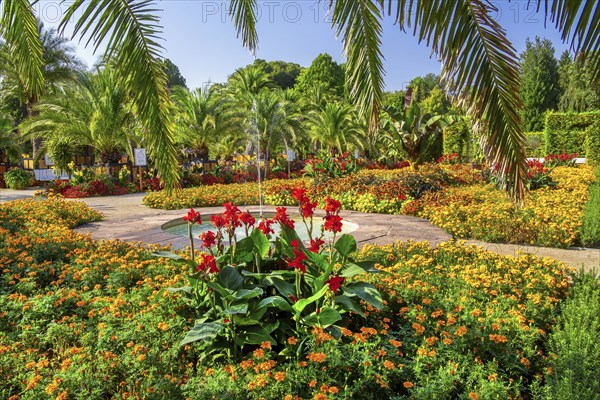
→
(1, 189, 598, 270)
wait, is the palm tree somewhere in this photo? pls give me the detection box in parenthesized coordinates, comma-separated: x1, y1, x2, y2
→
(245, 90, 301, 179)
(0, 24, 83, 158)
(307, 103, 362, 154)
(2, 0, 599, 199)
(171, 85, 218, 161)
(21, 67, 138, 170)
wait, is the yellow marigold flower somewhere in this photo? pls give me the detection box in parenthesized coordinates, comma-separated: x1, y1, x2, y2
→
(417, 348, 427, 357)
(488, 373, 498, 382)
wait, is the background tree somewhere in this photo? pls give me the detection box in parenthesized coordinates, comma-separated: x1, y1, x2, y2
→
(558, 52, 600, 112)
(306, 102, 361, 154)
(519, 37, 560, 131)
(295, 53, 345, 98)
(253, 59, 303, 90)
(161, 58, 187, 89)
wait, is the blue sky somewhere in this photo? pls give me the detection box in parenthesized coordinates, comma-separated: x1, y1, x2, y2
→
(42, 0, 572, 91)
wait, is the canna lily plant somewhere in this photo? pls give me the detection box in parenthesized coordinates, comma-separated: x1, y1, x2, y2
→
(154, 188, 382, 361)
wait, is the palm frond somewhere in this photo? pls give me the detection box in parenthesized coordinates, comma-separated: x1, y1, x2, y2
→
(331, 0, 385, 130)
(388, 0, 527, 202)
(60, 0, 179, 190)
(229, 0, 258, 54)
(542, 0, 600, 82)
(0, 0, 44, 100)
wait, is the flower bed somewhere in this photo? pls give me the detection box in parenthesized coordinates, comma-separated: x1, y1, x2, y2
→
(414, 166, 596, 248)
(0, 197, 578, 399)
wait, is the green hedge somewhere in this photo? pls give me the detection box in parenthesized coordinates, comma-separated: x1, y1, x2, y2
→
(524, 131, 545, 157)
(443, 118, 472, 159)
(580, 167, 600, 247)
(545, 111, 600, 164)
(584, 122, 600, 166)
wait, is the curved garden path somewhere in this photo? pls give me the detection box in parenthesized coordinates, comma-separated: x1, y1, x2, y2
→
(1, 189, 598, 270)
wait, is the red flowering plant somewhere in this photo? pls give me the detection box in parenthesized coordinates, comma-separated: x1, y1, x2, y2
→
(526, 159, 556, 190)
(154, 189, 382, 361)
(303, 150, 359, 183)
(544, 151, 578, 167)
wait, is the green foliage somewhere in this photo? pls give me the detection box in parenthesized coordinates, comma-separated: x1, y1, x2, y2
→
(443, 118, 472, 159)
(524, 131, 545, 157)
(580, 168, 600, 247)
(535, 271, 600, 399)
(584, 122, 600, 166)
(519, 37, 560, 131)
(544, 111, 600, 157)
(3, 168, 33, 189)
(295, 53, 345, 98)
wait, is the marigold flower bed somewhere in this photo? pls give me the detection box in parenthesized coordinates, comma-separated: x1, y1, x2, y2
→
(0, 198, 575, 399)
(414, 166, 596, 248)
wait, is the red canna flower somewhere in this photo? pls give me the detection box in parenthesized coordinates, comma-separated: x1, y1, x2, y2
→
(257, 219, 275, 236)
(309, 238, 325, 253)
(211, 214, 226, 229)
(326, 275, 344, 294)
(273, 207, 295, 229)
(222, 202, 242, 228)
(291, 187, 307, 203)
(239, 211, 256, 227)
(324, 197, 341, 213)
(182, 208, 202, 224)
(287, 239, 307, 273)
(323, 214, 343, 233)
(196, 254, 219, 274)
(398, 193, 406, 201)
(199, 231, 216, 248)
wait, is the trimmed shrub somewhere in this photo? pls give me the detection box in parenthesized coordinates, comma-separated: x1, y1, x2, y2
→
(443, 118, 472, 159)
(524, 131, 545, 157)
(544, 111, 600, 159)
(584, 122, 600, 166)
(580, 167, 600, 247)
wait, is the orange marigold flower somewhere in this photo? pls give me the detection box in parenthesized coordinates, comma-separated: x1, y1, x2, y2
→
(417, 348, 427, 357)
(489, 334, 508, 344)
(287, 336, 298, 345)
(274, 371, 286, 382)
(383, 360, 395, 370)
(389, 339, 402, 348)
(260, 341, 271, 350)
(309, 379, 317, 388)
(403, 381, 414, 389)
(313, 394, 327, 400)
(239, 360, 253, 370)
(412, 323, 425, 335)
(468, 392, 479, 400)
(455, 326, 467, 337)
(307, 352, 327, 363)
(329, 386, 339, 394)
(253, 348, 264, 359)
(340, 327, 353, 336)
